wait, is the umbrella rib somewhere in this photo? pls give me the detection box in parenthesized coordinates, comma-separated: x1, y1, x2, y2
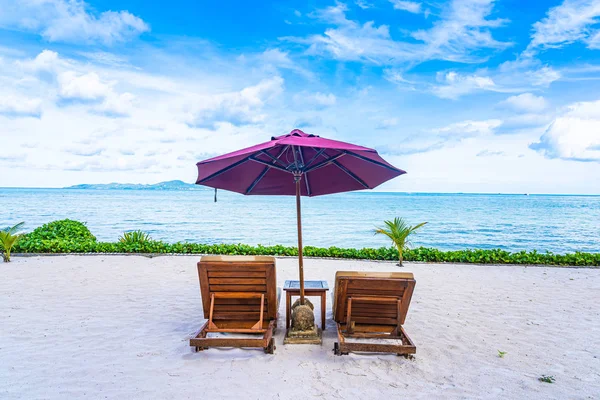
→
(248, 156, 292, 173)
(245, 146, 290, 194)
(303, 152, 346, 173)
(297, 147, 311, 196)
(197, 155, 252, 184)
(258, 150, 290, 169)
(344, 150, 403, 173)
(332, 160, 369, 189)
(304, 148, 326, 169)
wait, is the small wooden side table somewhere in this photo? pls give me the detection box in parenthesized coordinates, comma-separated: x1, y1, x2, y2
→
(283, 280, 329, 331)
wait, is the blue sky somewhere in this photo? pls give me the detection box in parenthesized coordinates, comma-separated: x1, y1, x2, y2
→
(1, 0, 599, 193)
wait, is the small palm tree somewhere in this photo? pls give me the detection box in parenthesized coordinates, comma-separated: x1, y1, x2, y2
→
(119, 230, 152, 244)
(0, 222, 25, 262)
(375, 218, 427, 266)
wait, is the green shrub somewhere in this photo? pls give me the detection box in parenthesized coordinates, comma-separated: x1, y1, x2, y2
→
(25, 219, 96, 241)
(10, 220, 600, 267)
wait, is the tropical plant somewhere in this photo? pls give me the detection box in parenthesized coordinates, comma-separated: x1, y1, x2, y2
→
(25, 219, 96, 241)
(0, 222, 25, 262)
(375, 217, 427, 266)
(119, 230, 152, 244)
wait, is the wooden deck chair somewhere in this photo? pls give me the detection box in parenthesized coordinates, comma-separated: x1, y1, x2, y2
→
(190, 256, 278, 354)
(332, 271, 416, 357)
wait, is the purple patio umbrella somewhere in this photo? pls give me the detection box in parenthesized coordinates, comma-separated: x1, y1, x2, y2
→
(196, 129, 405, 303)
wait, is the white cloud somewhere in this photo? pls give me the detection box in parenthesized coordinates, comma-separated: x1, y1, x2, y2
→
(500, 93, 548, 113)
(16, 50, 63, 73)
(530, 99, 600, 162)
(58, 71, 112, 100)
(286, 0, 510, 66)
(256, 49, 313, 79)
(0, 95, 42, 117)
(381, 118, 502, 155)
(0, 0, 149, 45)
(527, 66, 561, 86)
(433, 119, 503, 137)
(432, 71, 497, 99)
(410, 0, 511, 63)
(390, 1, 422, 13)
(97, 92, 136, 116)
(185, 77, 284, 129)
(355, 0, 373, 9)
(293, 91, 337, 108)
(526, 0, 600, 54)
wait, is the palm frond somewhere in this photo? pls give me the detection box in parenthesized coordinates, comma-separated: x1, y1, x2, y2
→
(374, 217, 427, 264)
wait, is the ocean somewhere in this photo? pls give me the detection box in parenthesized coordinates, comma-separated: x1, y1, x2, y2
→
(2, 188, 599, 254)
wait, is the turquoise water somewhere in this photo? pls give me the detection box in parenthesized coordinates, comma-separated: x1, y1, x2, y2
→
(1, 188, 599, 253)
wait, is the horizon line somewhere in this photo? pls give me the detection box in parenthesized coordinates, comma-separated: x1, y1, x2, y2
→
(0, 185, 598, 197)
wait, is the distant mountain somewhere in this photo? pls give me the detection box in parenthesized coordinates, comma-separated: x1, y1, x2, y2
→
(66, 180, 208, 191)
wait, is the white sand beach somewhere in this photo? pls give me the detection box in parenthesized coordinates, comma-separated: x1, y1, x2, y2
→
(1, 255, 599, 399)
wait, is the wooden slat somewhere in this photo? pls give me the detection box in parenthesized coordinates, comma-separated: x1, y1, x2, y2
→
(347, 279, 408, 290)
(213, 313, 267, 320)
(190, 338, 266, 347)
(215, 304, 267, 311)
(209, 278, 266, 285)
(210, 285, 267, 292)
(204, 264, 271, 271)
(352, 316, 398, 325)
(352, 310, 398, 318)
(339, 342, 416, 355)
(347, 288, 404, 297)
(208, 271, 266, 278)
(212, 292, 264, 298)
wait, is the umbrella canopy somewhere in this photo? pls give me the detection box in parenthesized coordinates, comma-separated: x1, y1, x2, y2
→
(196, 129, 405, 304)
(196, 129, 405, 196)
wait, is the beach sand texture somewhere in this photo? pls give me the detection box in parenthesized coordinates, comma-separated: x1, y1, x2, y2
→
(1, 256, 599, 399)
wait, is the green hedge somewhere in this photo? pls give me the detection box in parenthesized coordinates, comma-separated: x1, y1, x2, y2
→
(13, 239, 600, 266)
(10, 219, 599, 266)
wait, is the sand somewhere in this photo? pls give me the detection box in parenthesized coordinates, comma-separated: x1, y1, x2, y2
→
(1, 255, 599, 399)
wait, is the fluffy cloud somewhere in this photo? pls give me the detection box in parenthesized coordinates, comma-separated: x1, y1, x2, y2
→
(389, 1, 422, 13)
(0, 0, 149, 45)
(0, 95, 42, 118)
(500, 93, 548, 113)
(432, 71, 497, 99)
(58, 71, 112, 100)
(185, 77, 284, 129)
(530, 100, 600, 162)
(526, 0, 600, 54)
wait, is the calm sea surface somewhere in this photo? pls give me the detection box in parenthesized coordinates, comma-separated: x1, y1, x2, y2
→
(1, 189, 599, 253)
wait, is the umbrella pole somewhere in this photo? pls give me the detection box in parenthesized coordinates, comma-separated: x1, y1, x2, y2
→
(295, 177, 305, 304)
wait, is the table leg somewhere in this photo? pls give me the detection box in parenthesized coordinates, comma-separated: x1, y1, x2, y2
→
(321, 292, 326, 330)
(286, 292, 291, 329)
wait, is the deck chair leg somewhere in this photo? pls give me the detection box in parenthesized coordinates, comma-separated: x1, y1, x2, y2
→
(251, 294, 265, 330)
(207, 293, 219, 331)
(345, 298, 354, 334)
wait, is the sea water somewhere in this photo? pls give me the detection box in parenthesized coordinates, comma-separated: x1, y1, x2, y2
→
(1, 188, 599, 253)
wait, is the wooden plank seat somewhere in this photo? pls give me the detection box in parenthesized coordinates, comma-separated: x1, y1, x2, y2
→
(190, 256, 279, 354)
(332, 271, 417, 357)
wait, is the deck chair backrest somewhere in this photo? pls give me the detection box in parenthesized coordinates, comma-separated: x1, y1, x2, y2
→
(333, 271, 416, 326)
(197, 256, 277, 321)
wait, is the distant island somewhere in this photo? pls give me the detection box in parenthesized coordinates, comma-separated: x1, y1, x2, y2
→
(65, 180, 208, 191)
